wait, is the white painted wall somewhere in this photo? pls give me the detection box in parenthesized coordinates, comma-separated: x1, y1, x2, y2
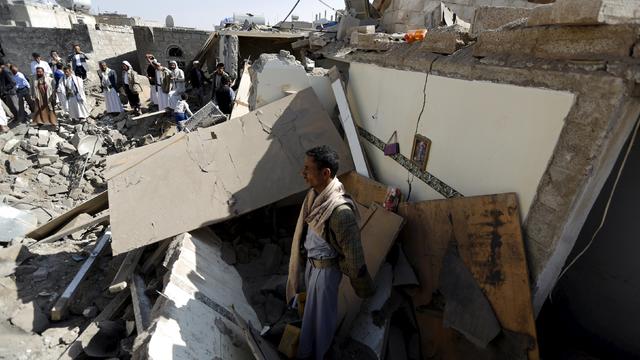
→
(347, 62, 575, 217)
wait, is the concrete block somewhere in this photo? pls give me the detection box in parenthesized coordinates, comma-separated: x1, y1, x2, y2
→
(7, 156, 30, 174)
(474, 24, 639, 60)
(528, 0, 640, 26)
(471, 6, 533, 35)
(424, 25, 473, 54)
(2, 139, 20, 154)
(10, 301, 49, 334)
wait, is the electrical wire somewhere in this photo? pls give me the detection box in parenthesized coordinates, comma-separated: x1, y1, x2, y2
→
(278, 0, 302, 27)
(554, 115, 640, 285)
(316, 0, 337, 11)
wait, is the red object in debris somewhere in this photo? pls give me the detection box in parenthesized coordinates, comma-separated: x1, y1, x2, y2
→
(404, 29, 427, 43)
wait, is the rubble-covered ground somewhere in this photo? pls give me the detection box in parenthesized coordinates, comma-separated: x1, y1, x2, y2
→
(0, 83, 170, 359)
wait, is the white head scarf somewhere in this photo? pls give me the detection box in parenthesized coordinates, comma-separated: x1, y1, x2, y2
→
(122, 61, 132, 71)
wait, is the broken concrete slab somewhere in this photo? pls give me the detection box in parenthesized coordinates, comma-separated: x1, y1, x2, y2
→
(133, 228, 256, 359)
(58, 213, 94, 240)
(474, 24, 639, 61)
(248, 51, 337, 114)
(527, 0, 640, 27)
(423, 25, 473, 55)
(7, 156, 30, 174)
(2, 138, 20, 154)
(107, 88, 354, 255)
(471, 6, 533, 35)
(0, 204, 39, 244)
(11, 301, 50, 334)
(230, 63, 251, 120)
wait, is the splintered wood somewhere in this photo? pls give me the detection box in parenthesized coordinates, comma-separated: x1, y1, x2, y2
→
(399, 193, 539, 359)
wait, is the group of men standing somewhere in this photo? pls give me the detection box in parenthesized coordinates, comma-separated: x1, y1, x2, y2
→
(0, 44, 96, 132)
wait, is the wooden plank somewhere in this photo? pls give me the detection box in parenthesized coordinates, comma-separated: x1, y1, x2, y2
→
(398, 193, 539, 359)
(108, 247, 145, 293)
(33, 213, 110, 246)
(140, 238, 172, 275)
(59, 290, 131, 359)
(130, 273, 152, 332)
(329, 67, 370, 178)
(51, 227, 112, 321)
(26, 192, 108, 240)
(131, 109, 169, 121)
(340, 170, 389, 208)
(231, 307, 280, 360)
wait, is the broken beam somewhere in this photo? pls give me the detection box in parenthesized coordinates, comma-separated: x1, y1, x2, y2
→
(33, 213, 110, 246)
(131, 109, 169, 121)
(51, 227, 112, 321)
(108, 247, 145, 293)
(130, 273, 152, 332)
(329, 67, 371, 178)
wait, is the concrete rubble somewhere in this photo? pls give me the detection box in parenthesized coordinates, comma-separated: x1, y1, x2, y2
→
(2, 0, 640, 358)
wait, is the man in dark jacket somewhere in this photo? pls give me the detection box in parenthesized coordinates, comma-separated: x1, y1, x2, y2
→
(189, 60, 209, 106)
(0, 59, 18, 120)
(214, 77, 234, 116)
(68, 44, 89, 80)
(211, 63, 230, 102)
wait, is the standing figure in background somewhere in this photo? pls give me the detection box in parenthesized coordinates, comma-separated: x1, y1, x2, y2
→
(68, 44, 89, 80)
(121, 61, 142, 115)
(0, 60, 18, 121)
(53, 63, 68, 115)
(49, 50, 64, 69)
(174, 93, 193, 131)
(62, 66, 90, 122)
(0, 97, 8, 133)
(168, 61, 185, 110)
(30, 53, 52, 76)
(10, 65, 34, 122)
(153, 61, 172, 110)
(145, 54, 158, 106)
(30, 66, 57, 127)
(215, 77, 235, 117)
(189, 60, 209, 107)
(97, 61, 123, 114)
(211, 63, 229, 103)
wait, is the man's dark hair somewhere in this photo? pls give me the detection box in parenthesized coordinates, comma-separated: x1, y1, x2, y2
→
(32, 52, 40, 58)
(216, 63, 225, 69)
(50, 50, 57, 55)
(56, 62, 63, 69)
(180, 93, 188, 100)
(63, 65, 72, 71)
(306, 145, 339, 178)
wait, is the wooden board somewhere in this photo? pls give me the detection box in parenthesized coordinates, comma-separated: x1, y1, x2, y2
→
(340, 170, 390, 208)
(398, 193, 539, 359)
(109, 247, 145, 293)
(34, 213, 110, 245)
(26, 192, 108, 240)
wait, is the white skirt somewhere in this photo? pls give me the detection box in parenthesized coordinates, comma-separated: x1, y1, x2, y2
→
(0, 99, 7, 126)
(56, 91, 68, 113)
(168, 90, 181, 110)
(104, 88, 123, 113)
(150, 85, 158, 104)
(157, 91, 170, 110)
(68, 96, 91, 120)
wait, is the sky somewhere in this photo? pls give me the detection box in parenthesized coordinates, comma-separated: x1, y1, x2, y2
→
(91, 0, 345, 30)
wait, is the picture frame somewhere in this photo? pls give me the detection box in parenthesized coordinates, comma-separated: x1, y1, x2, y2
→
(410, 134, 431, 171)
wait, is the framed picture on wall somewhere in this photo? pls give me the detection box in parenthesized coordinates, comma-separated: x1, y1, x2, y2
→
(411, 134, 432, 171)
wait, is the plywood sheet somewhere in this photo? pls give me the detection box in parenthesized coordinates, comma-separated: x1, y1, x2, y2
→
(107, 88, 354, 255)
(340, 170, 389, 207)
(398, 193, 539, 359)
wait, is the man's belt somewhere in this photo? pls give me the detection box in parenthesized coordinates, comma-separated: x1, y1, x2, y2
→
(309, 257, 338, 269)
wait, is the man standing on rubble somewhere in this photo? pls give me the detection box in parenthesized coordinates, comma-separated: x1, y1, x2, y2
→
(287, 145, 375, 360)
(189, 60, 209, 106)
(211, 63, 229, 103)
(0, 60, 19, 122)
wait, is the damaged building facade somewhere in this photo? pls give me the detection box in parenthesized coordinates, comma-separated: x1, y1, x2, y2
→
(1, 0, 640, 359)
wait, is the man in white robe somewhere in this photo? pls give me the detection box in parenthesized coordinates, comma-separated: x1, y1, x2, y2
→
(62, 66, 90, 122)
(97, 61, 123, 114)
(153, 61, 171, 110)
(168, 60, 185, 110)
(0, 98, 8, 133)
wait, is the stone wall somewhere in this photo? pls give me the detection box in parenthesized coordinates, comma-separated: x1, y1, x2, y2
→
(382, 0, 537, 32)
(0, 24, 137, 82)
(132, 26, 211, 74)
